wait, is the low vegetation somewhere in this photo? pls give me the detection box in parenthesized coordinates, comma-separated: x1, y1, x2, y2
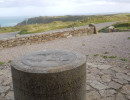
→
(101, 55, 108, 59)
(116, 87, 122, 93)
(99, 21, 130, 32)
(0, 13, 130, 35)
(82, 44, 86, 46)
(8, 60, 12, 63)
(109, 56, 117, 58)
(94, 54, 99, 57)
(114, 22, 130, 31)
(104, 52, 109, 54)
(86, 55, 89, 57)
(0, 61, 5, 65)
(120, 58, 127, 61)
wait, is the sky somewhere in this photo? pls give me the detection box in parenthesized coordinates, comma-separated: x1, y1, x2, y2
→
(0, 0, 130, 17)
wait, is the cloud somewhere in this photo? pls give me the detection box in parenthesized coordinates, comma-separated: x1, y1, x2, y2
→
(0, 0, 61, 8)
(106, 0, 130, 3)
(0, 0, 130, 16)
(0, 0, 130, 8)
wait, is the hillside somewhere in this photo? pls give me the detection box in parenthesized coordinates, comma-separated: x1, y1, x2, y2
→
(17, 13, 130, 26)
(0, 13, 130, 34)
(16, 15, 88, 26)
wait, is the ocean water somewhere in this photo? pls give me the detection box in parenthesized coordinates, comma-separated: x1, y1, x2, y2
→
(0, 16, 29, 27)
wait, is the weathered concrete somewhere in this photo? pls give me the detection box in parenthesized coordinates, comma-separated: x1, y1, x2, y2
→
(11, 50, 86, 100)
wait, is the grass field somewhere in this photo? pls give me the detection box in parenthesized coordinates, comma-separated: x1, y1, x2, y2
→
(114, 22, 130, 30)
(0, 13, 130, 35)
(99, 21, 130, 32)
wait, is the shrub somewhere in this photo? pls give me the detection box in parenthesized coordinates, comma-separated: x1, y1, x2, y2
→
(18, 30, 29, 35)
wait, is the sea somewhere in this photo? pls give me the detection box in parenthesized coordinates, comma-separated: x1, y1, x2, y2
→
(0, 16, 31, 27)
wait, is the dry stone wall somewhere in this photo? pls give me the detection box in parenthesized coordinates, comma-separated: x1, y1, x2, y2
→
(0, 26, 94, 49)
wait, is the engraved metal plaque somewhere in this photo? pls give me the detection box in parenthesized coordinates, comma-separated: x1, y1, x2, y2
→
(21, 50, 77, 68)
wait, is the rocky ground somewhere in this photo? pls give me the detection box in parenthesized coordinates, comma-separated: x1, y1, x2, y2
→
(0, 31, 130, 100)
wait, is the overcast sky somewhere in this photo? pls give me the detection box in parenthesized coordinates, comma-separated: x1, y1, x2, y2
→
(0, 0, 130, 17)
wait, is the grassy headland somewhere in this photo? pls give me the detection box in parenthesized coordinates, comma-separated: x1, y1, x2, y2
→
(0, 13, 130, 35)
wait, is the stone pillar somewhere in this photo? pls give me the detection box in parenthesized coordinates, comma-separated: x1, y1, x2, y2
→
(89, 23, 98, 34)
(11, 50, 86, 100)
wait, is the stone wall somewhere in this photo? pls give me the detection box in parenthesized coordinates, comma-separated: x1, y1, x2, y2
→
(0, 26, 94, 49)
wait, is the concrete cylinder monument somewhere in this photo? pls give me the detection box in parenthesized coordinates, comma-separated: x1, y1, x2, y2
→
(11, 50, 86, 100)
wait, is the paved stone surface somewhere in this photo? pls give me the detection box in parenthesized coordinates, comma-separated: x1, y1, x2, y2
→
(86, 91, 100, 100)
(116, 73, 130, 81)
(0, 85, 10, 93)
(0, 60, 130, 100)
(101, 74, 111, 82)
(116, 93, 127, 100)
(100, 96, 115, 100)
(87, 63, 112, 69)
(112, 78, 128, 85)
(99, 89, 116, 97)
(5, 91, 14, 100)
(108, 81, 122, 89)
(90, 80, 109, 90)
(121, 85, 130, 96)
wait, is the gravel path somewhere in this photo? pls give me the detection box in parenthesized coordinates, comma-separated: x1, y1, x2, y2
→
(95, 22, 117, 30)
(0, 32, 130, 67)
(0, 32, 19, 40)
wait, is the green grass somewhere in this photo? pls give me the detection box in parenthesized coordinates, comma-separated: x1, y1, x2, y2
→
(86, 55, 89, 57)
(18, 30, 29, 35)
(82, 44, 86, 46)
(109, 56, 117, 58)
(8, 60, 12, 63)
(0, 62, 5, 65)
(120, 58, 127, 61)
(99, 21, 130, 32)
(128, 37, 130, 39)
(98, 26, 109, 32)
(114, 22, 130, 31)
(0, 13, 130, 35)
(94, 54, 99, 57)
(104, 52, 109, 54)
(116, 87, 122, 93)
(101, 55, 108, 59)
